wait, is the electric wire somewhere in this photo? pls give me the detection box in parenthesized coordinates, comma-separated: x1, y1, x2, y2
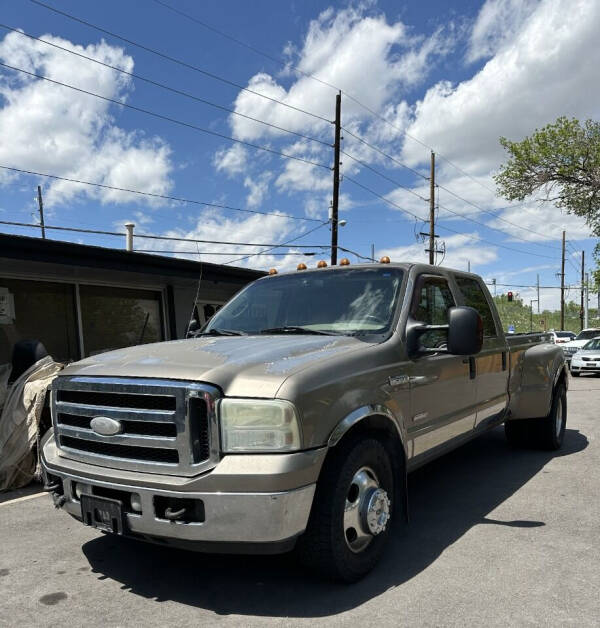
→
(0, 24, 332, 149)
(28, 0, 332, 125)
(223, 221, 328, 264)
(0, 62, 331, 171)
(343, 176, 558, 260)
(0, 219, 333, 247)
(0, 165, 322, 223)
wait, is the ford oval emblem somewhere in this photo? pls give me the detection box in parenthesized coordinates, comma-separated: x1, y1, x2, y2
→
(90, 416, 123, 436)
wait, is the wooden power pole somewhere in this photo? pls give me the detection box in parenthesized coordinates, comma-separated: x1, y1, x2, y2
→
(560, 230, 566, 330)
(580, 250, 585, 331)
(330, 92, 341, 266)
(429, 152, 435, 265)
(37, 185, 46, 239)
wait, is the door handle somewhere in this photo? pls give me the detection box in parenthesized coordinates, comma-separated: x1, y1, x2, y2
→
(469, 356, 476, 379)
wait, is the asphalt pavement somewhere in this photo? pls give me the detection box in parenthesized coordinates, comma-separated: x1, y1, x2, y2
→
(1, 374, 598, 627)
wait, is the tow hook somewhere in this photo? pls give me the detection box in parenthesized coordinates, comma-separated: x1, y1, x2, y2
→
(164, 506, 187, 521)
(43, 481, 61, 492)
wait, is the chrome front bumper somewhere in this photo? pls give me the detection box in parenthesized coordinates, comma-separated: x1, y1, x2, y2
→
(42, 432, 323, 551)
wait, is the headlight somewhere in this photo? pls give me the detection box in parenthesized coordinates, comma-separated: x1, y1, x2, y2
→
(219, 399, 301, 452)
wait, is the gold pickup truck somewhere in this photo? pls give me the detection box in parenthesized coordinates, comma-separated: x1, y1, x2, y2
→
(42, 262, 567, 582)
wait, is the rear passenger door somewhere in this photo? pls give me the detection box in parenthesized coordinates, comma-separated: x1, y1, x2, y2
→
(407, 274, 478, 459)
(454, 276, 509, 428)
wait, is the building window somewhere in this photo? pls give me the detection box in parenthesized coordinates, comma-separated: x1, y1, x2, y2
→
(0, 278, 79, 364)
(79, 285, 164, 357)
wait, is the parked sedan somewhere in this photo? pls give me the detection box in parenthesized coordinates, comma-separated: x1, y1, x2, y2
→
(549, 331, 576, 344)
(570, 338, 600, 376)
(562, 328, 600, 365)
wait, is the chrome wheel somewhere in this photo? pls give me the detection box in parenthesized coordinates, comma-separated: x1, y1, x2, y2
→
(344, 466, 391, 553)
(555, 396, 563, 438)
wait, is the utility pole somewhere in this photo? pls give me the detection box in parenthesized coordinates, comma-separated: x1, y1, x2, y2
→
(467, 260, 470, 272)
(580, 250, 585, 331)
(429, 152, 435, 265)
(584, 272, 589, 328)
(560, 230, 566, 330)
(37, 185, 46, 239)
(492, 278, 496, 295)
(371, 243, 375, 262)
(537, 274, 540, 313)
(330, 92, 341, 266)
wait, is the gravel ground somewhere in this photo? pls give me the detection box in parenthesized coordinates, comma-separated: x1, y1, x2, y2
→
(1, 373, 598, 627)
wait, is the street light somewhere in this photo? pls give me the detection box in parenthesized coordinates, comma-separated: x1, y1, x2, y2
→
(530, 299, 538, 332)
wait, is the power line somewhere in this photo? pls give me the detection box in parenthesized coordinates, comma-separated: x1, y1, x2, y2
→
(485, 282, 583, 289)
(0, 165, 322, 223)
(436, 183, 562, 249)
(28, 0, 332, 125)
(223, 221, 327, 264)
(341, 153, 561, 255)
(135, 249, 321, 256)
(0, 24, 331, 150)
(0, 219, 331, 248)
(343, 176, 557, 260)
(142, 0, 540, 217)
(0, 62, 331, 171)
(341, 127, 428, 180)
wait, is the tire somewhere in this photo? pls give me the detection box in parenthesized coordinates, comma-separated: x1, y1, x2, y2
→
(296, 436, 395, 582)
(505, 383, 567, 450)
(571, 372, 581, 377)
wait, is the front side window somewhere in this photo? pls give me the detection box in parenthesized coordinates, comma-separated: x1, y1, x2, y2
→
(455, 276, 497, 337)
(205, 268, 404, 336)
(411, 275, 455, 349)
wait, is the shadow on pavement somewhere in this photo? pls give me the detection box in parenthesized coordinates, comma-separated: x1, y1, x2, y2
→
(82, 426, 588, 618)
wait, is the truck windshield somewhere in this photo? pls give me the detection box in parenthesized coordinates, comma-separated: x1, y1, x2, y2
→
(204, 267, 404, 336)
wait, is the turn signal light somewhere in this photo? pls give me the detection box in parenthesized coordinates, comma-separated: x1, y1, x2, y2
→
(317, 260, 328, 268)
(380, 256, 391, 264)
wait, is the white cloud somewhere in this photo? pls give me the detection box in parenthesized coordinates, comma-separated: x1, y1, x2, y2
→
(467, 0, 539, 63)
(403, 0, 600, 173)
(243, 171, 272, 208)
(0, 31, 173, 207)
(213, 144, 248, 176)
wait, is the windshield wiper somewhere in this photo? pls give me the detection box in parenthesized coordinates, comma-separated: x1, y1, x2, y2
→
(197, 328, 245, 336)
(259, 326, 332, 335)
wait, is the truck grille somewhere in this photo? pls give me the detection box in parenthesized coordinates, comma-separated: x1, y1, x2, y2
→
(51, 377, 220, 476)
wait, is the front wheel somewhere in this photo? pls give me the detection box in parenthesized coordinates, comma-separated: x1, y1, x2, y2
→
(296, 437, 395, 582)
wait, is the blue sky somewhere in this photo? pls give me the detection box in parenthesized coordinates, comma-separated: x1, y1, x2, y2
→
(0, 0, 598, 311)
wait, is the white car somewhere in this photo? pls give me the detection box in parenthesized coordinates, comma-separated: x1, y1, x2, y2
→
(548, 330, 576, 345)
(570, 338, 600, 376)
(563, 328, 600, 365)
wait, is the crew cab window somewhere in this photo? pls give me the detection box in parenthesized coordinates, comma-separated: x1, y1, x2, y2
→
(411, 276, 455, 349)
(455, 277, 497, 337)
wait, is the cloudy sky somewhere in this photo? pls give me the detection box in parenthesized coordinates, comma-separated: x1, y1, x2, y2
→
(1, 0, 598, 311)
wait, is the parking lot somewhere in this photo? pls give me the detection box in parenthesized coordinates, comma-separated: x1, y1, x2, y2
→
(1, 374, 598, 627)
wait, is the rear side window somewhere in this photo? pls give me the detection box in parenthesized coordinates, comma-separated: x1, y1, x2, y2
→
(455, 277, 497, 337)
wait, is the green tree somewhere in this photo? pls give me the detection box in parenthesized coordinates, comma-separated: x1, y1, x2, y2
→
(494, 116, 600, 285)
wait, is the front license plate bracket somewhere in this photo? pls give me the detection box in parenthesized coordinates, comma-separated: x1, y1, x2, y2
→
(80, 494, 125, 535)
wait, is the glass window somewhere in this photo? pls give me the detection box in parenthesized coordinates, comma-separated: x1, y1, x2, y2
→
(79, 285, 164, 356)
(0, 278, 79, 364)
(205, 268, 404, 336)
(411, 276, 455, 349)
(455, 276, 497, 337)
(576, 330, 600, 341)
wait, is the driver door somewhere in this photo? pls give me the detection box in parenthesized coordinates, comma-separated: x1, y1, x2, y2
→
(406, 274, 478, 460)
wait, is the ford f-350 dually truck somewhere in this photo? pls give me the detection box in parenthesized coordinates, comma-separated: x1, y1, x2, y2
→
(42, 262, 567, 582)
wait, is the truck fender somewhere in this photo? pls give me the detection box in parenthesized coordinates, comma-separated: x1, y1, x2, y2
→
(327, 404, 409, 522)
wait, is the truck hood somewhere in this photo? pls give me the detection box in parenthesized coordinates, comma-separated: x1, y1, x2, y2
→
(59, 335, 370, 398)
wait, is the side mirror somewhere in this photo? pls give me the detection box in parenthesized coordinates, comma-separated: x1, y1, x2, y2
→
(447, 306, 483, 355)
